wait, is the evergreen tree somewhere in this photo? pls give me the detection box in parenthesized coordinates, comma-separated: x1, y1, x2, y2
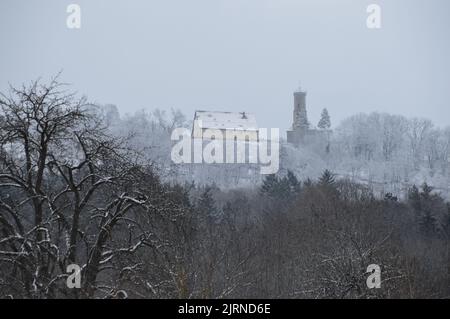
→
(420, 183, 434, 201)
(408, 185, 420, 200)
(419, 183, 438, 237)
(408, 185, 422, 213)
(409, 183, 444, 238)
(260, 173, 299, 200)
(286, 170, 301, 195)
(318, 169, 336, 187)
(197, 187, 217, 218)
(384, 192, 398, 202)
(260, 175, 280, 197)
(318, 108, 331, 130)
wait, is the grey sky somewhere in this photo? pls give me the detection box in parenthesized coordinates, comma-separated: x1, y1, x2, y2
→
(1, 0, 449, 131)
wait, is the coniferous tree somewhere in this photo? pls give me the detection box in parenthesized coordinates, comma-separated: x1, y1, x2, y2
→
(260, 175, 279, 197)
(286, 170, 301, 195)
(197, 187, 217, 218)
(384, 193, 398, 202)
(419, 183, 439, 237)
(408, 185, 421, 214)
(318, 108, 331, 130)
(260, 172, 302, 201)
(319, 169, 336, 187)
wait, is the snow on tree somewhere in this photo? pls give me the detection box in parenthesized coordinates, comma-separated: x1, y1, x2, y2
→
(318, 108, 331, 130)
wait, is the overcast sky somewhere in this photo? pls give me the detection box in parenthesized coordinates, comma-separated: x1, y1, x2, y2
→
(1, 0, 449, 131)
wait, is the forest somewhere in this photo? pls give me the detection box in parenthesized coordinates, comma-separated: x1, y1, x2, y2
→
(0, 78, 449, 299)
(102, 94, 450, 199)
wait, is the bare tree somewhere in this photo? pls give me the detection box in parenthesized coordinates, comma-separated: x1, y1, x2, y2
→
(0, 77, 158, 298)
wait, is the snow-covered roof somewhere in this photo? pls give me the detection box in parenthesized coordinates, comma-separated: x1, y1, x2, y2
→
(194, 111, 258, 131)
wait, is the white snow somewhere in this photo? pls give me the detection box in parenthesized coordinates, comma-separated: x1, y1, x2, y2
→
(194, 111, 258, 131)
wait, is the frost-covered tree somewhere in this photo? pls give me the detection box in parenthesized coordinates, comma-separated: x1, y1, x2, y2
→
(318, 108, 331, 130)
(0, 77, 171, 298)
(407, 118, 433, 169)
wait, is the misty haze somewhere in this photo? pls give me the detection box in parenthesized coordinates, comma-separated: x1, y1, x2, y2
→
(0, 0, 449, 301)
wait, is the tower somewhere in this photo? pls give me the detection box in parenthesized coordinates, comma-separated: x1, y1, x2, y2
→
(287, 86, 331, 148)
(292, 89, 309, 130)
(287, 87, 311, 146)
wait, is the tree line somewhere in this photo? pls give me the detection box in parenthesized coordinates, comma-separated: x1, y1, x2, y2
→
(0, 79, 449, 298)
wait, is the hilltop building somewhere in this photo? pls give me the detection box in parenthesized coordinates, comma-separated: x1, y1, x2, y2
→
(192, 110, 259, 141)
(287, 88, 329, 147)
